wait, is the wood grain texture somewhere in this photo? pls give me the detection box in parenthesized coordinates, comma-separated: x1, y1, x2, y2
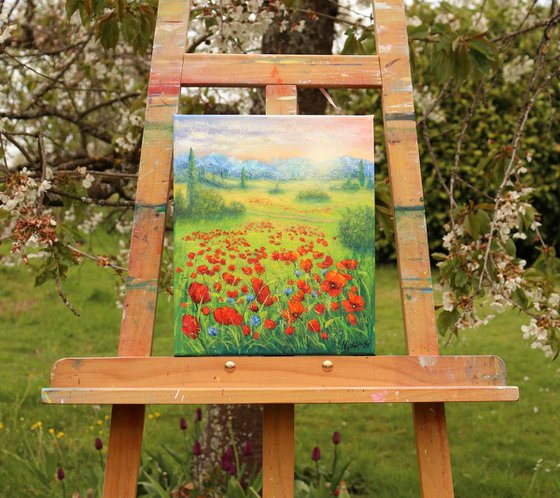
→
(42, 355, 519, 404)
(104, 405, 146, 498)
(262, 84, 297, 498)
(372, 0, 455, 496)
(182, 54, 382, 88)
(102, 1, 190, 497)
(48, 355, 512, 389)
(42, 386, 519, 405)
(263, 404, 295, 498)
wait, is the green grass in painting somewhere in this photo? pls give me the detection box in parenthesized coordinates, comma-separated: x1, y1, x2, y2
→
(0, 259, 559, 496)
(174, 178, 375, 356)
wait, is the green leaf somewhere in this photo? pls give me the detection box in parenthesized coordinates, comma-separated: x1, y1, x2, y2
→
(120, 12, 138, 43)
(227, 478, 247, 498)
(511, 288, 529, 310)
(98, 13, 120, 50)
(139, 472, 170, 498)
(437, 309, 459, 335)
(65, 0, 83, 18)
(504, 238, 517, 257)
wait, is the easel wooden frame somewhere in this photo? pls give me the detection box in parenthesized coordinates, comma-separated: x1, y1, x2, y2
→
(41, 1, 519, 497)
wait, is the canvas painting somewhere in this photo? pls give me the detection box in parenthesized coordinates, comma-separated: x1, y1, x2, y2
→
(173, 115, 375, 356)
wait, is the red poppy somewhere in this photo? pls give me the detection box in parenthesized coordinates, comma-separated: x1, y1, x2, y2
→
(300, 258, 313, 272)
(227, 290, 239, 299)
(314, 303, 325, 314)
(307, 319, 321, 333)
(297, 280, 312, 294)
(242, 266, 253, 275)
(251, 277, 273, 306)
(181, 302, 187, 308)
(223, 272, 240, 286)
(282, 299, 306, 324)
(213, 307, 243, 326)
(241, 284, 249, 293)
(202, 306, 210, 315)
(264, 319, 276, 330)
(320, 270, 347, 297)
(181, 314, 200, 339)
(285, 326, 295, 335)
(331, 302, 340, 311)
(176, 267, 182, 273)
(213, 282, 222, 292)
(254, 262, 266, 274)
(249, 302, 259, 312)
(317, 255, 333, 269)
(342, 292, 365, 313)
(336, 259, 358, 271)
(320, 332, 328, 340)
(254, 332, 259, 339)
(188, 282, 211, 304)
(242, 324, 251, 336)
(188, 252, 196, 260)
(347, 313, 358, 325)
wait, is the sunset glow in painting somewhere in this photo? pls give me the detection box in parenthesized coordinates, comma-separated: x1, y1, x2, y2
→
(173, 115, 375, 356)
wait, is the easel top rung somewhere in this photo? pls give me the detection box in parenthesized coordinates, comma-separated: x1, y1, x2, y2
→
(181, 53, 382, 88)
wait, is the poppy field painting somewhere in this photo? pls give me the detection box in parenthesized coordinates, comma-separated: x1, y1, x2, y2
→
(173, 115, 375, 356)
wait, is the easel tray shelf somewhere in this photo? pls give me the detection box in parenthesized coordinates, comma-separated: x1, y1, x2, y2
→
(42, 355, 519, 405)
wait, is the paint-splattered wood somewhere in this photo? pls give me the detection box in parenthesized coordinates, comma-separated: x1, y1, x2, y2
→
(102, 2, 190, 497)
(181, 54, 382, 88)
(120, 0, 189, 357)
(373, 1, 454, 496)
(47, 355, 513, 389)
(263, 84, 297, 498)
(41, 386, 519, 405)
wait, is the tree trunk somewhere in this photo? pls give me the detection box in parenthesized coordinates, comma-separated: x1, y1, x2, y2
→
(196, 1, 338, 489)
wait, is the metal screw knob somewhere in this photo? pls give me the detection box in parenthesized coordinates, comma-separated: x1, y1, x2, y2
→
(322, 360, 334, 372)
(224, 360, 236, 372)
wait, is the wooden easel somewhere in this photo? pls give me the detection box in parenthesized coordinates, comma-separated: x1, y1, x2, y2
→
(42, 1, 519, 496)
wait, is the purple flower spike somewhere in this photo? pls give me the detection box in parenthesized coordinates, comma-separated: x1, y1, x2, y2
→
(56, 467, 65, 481)
(192, 440, 202, 456)
(95, 437, 103, 451)
(221, 454, 231, 472)
(332, 431, 341, 445)
(224, 446, 234, 460)
(195, 407, 202, 422)
(180, 417, 188, 431)
(311, 446, 321, 462)
(242, 441, 253, 457)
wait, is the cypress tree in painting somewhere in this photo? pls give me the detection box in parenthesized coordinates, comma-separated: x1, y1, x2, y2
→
(358, 159, 365, 187)
(187, 147, 197, 208)
(240, 166, 247, 189)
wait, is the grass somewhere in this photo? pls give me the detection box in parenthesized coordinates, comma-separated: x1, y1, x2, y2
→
(0, 254, 559, 496)
(174, 178, 375, 356)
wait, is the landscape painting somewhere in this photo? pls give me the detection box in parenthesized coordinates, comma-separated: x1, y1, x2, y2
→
(173, 115, 375, 356)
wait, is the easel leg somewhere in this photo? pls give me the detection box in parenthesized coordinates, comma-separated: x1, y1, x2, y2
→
(103, 405, 146, 498)
(263, 404, 295, 498)
(413, 403, 454, 498)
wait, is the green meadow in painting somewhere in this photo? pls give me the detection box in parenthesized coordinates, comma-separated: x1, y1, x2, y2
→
(173, 115, 375, 356)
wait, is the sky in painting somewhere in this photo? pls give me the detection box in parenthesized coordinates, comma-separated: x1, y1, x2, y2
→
(174, 115, 374, 163)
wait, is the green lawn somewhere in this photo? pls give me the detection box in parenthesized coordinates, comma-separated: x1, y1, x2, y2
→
(0, 257, 558, 496)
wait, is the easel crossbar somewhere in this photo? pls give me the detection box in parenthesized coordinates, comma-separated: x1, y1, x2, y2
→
(181, 54, 383, 88)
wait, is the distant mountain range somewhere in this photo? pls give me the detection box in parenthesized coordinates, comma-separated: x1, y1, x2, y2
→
(174, 153, 374, 181)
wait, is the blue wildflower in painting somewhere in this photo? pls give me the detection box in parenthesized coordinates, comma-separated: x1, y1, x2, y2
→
(208, 327, 219, 337)
(251, 315, 261, 327)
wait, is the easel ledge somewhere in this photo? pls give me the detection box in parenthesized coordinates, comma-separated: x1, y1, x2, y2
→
(42, 355, 519, 404)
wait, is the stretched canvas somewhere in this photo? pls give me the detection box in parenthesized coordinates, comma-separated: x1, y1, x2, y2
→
(173, 115, 375, 356)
